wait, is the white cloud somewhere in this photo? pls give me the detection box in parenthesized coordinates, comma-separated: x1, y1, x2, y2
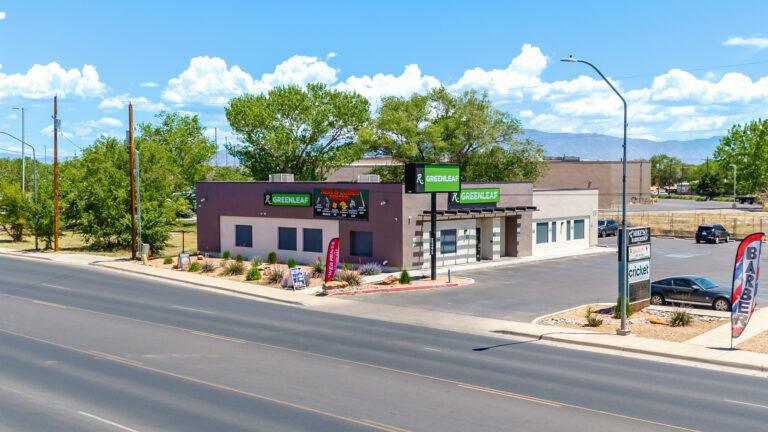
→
(0, 11, 6, 21)
(335, 64, 441, 106)
(723, 36, 768, 49)
(6, 113, 17, 120)
(84, 117, 123, 128)
(518, 110, 534, 119)
(0, 62, 106, 100)
(139, 81, 159, 88)
(326, 52, 337, 60)
(99, 93, 166, 111)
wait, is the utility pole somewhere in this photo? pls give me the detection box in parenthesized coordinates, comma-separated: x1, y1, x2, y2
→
(136, 150, 142, 249)
(53, 96, 60, 251)
(129, 103, 137, 260)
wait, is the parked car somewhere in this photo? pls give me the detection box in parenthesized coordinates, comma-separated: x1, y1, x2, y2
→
(598, 219, 619, 237)
(650, 276, 731, 311)
(695, 224, 730, 244)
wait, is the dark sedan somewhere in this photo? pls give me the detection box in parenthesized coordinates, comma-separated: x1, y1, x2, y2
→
(695, 224, 730, 244)
(598, 219, 619, 237)
(650, 276, 731, 311)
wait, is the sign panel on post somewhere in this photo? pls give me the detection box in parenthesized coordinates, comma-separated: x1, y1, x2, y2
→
(264, 193, 311, 207)
(628, 260, 650, 284)
(731, 232, 765, 339)
(628, 244, 651, 261)
(313, 189, 368, 220)
(619, 226, 652, 304)
(405, 163, 461, 194)
(290, 268, 307, 290)
(324, 237, 340, 283)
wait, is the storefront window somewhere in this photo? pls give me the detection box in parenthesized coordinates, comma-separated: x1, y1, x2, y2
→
(567, 221, 571, 240)
(441, 229, 457, 254)
(550, 221, 557, 242)
(574, 219, 585, 240)
(235, 225, 252, 248)
(278, 227, 297, 251)
(536, 222, 549, 244)
(350, 231, 373, 257)
(303, 228, 323, 253)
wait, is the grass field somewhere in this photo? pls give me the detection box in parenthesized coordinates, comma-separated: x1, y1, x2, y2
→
(601, 209, 768, 239)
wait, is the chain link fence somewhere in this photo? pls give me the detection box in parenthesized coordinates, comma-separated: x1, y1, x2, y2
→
(600, 210, 768, 240)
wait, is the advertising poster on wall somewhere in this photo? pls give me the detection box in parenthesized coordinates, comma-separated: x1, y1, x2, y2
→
(313, 188, 368, 220)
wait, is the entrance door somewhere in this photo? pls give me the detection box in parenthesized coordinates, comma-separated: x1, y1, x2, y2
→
(476, 227, 482, 261)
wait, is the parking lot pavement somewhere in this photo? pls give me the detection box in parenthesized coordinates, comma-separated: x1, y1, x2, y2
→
(623, 198, 761, 212)
(347, 237, 768, 323)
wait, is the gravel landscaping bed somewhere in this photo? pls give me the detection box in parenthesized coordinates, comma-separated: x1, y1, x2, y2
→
(737, 330, 768, 353)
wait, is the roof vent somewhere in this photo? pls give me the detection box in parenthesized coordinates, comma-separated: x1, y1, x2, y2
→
(357, 174, 381, 183)
(269, 173, 295, 182)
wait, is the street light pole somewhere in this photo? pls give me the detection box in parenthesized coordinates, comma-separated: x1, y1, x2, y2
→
(12, 107, 25, 192)
(562, 55, 631, 335)
(0, 131, 38, 250)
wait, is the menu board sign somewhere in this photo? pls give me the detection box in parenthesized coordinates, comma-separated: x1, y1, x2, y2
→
(313, 188, 368, 220)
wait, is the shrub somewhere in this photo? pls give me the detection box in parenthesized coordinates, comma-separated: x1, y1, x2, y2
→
(341, 262, 351, 271)
(222, 250, 231, 260)
(670, 309, 692, 327)
(222, 261, 245, 276)
(235, 254, 244, 263)
(267, 251, 278, 264)
(267, 268, 285, 284)
(188, 262, 201, 272)
(200, 262, 216, 273)
(584, 306, 603, 327)
(251, 256, 263, 267)
(612, 296, 633, 319)
(399, 270, 411, 284)
(287, 257, 297, 268)
(163, 256, 173, 265)
(357, 262, 383, 276)
(312, 257, 324, 278)
(335, 269, 362, 286)
(246, 267, 261, 281)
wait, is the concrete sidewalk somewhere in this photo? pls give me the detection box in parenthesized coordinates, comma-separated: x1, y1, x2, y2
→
(687, 308, 768, 349)
(4, 248, 768, 373)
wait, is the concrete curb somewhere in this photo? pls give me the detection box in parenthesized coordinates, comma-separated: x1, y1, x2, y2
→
(327, 278, 474, 296)
(90, 262, 304, 306)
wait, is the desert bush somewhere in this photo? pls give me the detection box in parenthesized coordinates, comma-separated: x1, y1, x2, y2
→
(246, 267, 261, 281)
(200, 262, 215, 273)
(399, 269, 411, 284)
(267, 251, 277, 264)
(163, 256, 173, 265)
(222, 261, 245, 276)
(670, 309, 692, 327)
(312, 257, 324, 278)
(235, 254, 244, 263)
(584, 306, 603, 327)
(222, 250, 231, 260)
(287, 257, 297, 268)
(188, 262, 201, 272)
(251, 256, 263, 267)
(612, 296, 633, 319)
(335, 269, 362, 286)
(267, 268, 285, 284)
(357, 262, 382, 276)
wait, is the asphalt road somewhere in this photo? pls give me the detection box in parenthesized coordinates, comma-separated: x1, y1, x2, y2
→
(349, 237, 768, 322)
(2, 255, 768, 431)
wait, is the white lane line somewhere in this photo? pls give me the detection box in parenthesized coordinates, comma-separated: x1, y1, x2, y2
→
(724, 399, 768, 410)
(422, 347, 441, 352)
(171, 305, 216, 315)
(78, 411, 141, 432)
(41, 283, 71, 290)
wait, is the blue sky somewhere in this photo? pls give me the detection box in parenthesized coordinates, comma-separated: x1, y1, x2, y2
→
(1, 0, 768, 158)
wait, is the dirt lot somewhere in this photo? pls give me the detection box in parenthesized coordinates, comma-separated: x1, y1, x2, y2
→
(737, 331, 768, 354)
(601, 209, 768, 239)
(538, 304, 727, 342)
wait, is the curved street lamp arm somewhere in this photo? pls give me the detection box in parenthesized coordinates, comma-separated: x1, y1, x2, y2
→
(576, 59, 627, 109)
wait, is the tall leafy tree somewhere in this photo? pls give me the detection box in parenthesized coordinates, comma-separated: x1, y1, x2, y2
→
(649, 154, 683, 187)
(225, 83, 371, 180)
(368, 87, 546, 182)
(0, 180, 33, 241)
(714, 119, 768, 195)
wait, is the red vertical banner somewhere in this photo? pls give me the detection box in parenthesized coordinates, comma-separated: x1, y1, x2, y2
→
(324, 237, 340, 283)
(731, 232, 765, 339)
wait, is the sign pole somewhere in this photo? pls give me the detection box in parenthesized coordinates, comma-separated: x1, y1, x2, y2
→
(430, 192, 437, 280)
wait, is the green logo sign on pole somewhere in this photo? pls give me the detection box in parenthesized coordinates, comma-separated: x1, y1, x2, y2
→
(405, 163, 461, 194)
(457, 188, 499, 204)
(264, 193, 311, 207)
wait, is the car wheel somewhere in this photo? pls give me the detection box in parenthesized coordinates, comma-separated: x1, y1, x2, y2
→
(713, 297, 730, 312)
(650, 293, 665, 306)
(696, 238, 700, 244)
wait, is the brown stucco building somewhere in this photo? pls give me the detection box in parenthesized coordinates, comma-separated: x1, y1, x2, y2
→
(535, 160, 651, 209)
(195, 180, 536, 270)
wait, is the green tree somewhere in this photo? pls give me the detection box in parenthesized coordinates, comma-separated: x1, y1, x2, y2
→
(207, 166, 252, 181)
(694, 170, 725, 199)
(714, 119, 768, 195)
(225, 83, 371, 180)
(650, 154, 683, 187)
(367, 87, 546, 182)
(0, 181, 33, 241)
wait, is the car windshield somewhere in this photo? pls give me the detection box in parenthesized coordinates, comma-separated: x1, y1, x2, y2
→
(693, 277, 718, 289)
(599, 221, 606, 226)
(699, 227, 712, 232)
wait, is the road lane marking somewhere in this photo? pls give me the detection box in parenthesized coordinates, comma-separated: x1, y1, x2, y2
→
(422, 347, 441, 352)
(31, 300, 67, 309)
(358, 419, 412, 432)
(459, 384, 562, 407)
(0, 328, 401, 432)
(725, 399, 768, 410)
(88, 350, 143, 367)
(172, 305, 216, 314)
(78, 411, 141, 432)
(0, 292, 701, 431)
(41, 283, 71, 291)
(189, 330, 247, 344)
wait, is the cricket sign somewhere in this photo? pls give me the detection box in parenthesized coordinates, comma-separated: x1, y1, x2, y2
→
(731, 232, 765, 339)
(324, 237, 340, 283)
(405, 163, 461, 194)
(619, 226, 652, 304)
(264, 192, 311, 207)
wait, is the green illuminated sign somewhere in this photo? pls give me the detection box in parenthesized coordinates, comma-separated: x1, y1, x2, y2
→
(458, 188, 499, 204)
(264, 193, 311, 207)
(424, 165, 461, 192)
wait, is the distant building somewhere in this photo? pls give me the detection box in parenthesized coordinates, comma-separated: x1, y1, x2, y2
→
(324, 157, 397, 182)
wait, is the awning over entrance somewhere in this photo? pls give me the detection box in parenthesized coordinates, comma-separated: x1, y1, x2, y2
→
(420, 206, 536, 220)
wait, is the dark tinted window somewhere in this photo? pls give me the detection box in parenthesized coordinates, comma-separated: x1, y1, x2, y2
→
(536, 222, 548, 244)
(656, 279, 672, 286)
(303, 228, 323, 253)
(235, 225, 252, 247)
(673, 278, 694, 288)
(278, 227, 297, 251)
(574, 219, 585, 240)
(350, 231, 373, 257)
(441, 229, 457, 254)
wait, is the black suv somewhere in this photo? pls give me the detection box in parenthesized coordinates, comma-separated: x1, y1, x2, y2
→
(598, 219, 619, 237)
(695, 224, 730, 244)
